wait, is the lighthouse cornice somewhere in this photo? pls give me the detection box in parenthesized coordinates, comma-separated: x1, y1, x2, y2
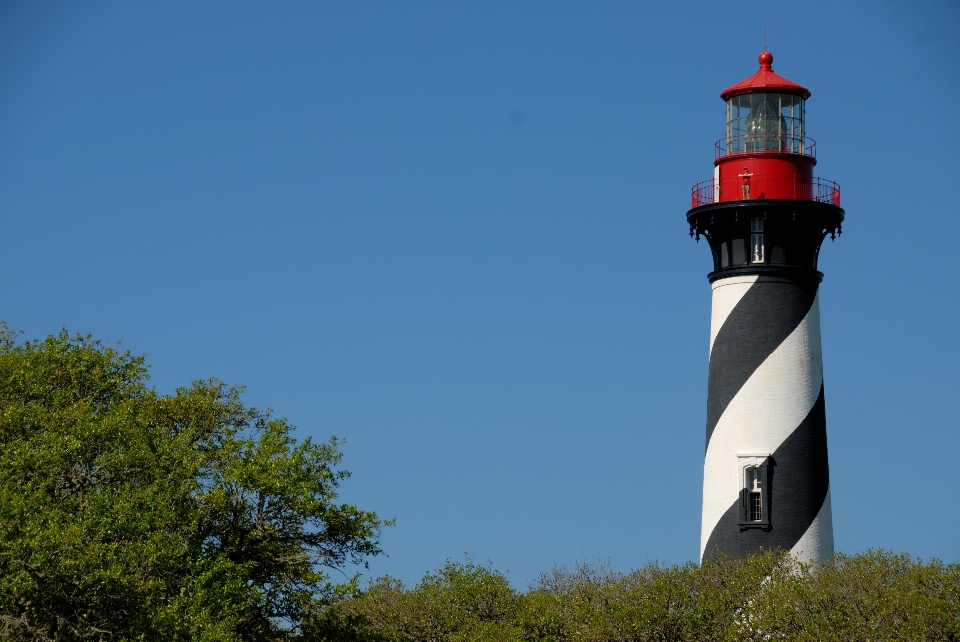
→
(687, 200, 843, 282)
(686, 199, 845, 224)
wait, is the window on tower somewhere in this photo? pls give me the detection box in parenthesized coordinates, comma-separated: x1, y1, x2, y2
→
(747, 467, 763, 521)
(751, 218, 764, 263)
(738, 455, 771, 530)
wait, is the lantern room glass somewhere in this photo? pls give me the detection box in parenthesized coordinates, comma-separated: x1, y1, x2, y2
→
(725, 93, 805, 154)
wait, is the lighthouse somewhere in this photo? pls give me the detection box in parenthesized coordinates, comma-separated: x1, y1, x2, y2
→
(687, 51, 843, 562)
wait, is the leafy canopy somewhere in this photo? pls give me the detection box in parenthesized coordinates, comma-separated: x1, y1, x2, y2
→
(312, 551, 960, 642)
(0, 324, 388, 640)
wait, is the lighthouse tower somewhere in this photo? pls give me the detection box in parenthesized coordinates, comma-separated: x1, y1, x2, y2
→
(688, 51, 843, 562)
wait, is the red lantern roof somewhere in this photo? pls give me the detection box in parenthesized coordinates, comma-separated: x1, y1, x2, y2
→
(720, 51, 811, 100)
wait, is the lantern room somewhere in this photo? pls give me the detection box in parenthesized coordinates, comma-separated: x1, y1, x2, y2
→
(720, 51, 809, 156)
(691, 51, 839, 207)
(724, 91, 806, 155)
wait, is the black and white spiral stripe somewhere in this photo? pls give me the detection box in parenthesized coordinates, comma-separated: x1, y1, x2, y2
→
(700, 274, 834, 562)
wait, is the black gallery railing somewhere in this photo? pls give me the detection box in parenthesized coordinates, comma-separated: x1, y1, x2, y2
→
(691, 176, 841, 208)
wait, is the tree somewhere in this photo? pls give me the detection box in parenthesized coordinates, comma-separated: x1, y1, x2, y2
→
(304, 558, 521, 642)
(312, 551, 960, 641)
(0, 324, 388, 640)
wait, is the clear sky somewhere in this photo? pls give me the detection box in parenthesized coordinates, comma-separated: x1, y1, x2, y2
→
(1, 1, 958, 587)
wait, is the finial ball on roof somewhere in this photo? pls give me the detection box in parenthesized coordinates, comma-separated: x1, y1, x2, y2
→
(759, 51, 773, 67)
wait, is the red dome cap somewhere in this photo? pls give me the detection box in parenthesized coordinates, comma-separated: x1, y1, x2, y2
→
(720, 51, 811, 100)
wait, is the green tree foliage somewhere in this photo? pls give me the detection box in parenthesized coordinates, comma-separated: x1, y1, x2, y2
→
(304, 559, 521, 642)
(312, 551, 960, 642)
(742, 550, 960, 641)
(0, 325, 387, 640)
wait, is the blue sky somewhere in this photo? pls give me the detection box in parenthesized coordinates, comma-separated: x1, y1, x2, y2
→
(1, 1, 958, 587)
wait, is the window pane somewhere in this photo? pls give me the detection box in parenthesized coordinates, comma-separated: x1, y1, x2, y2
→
(751, 234, 764, 263)
(799, 99, 804, 139)
(750, 491, 762, 521)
